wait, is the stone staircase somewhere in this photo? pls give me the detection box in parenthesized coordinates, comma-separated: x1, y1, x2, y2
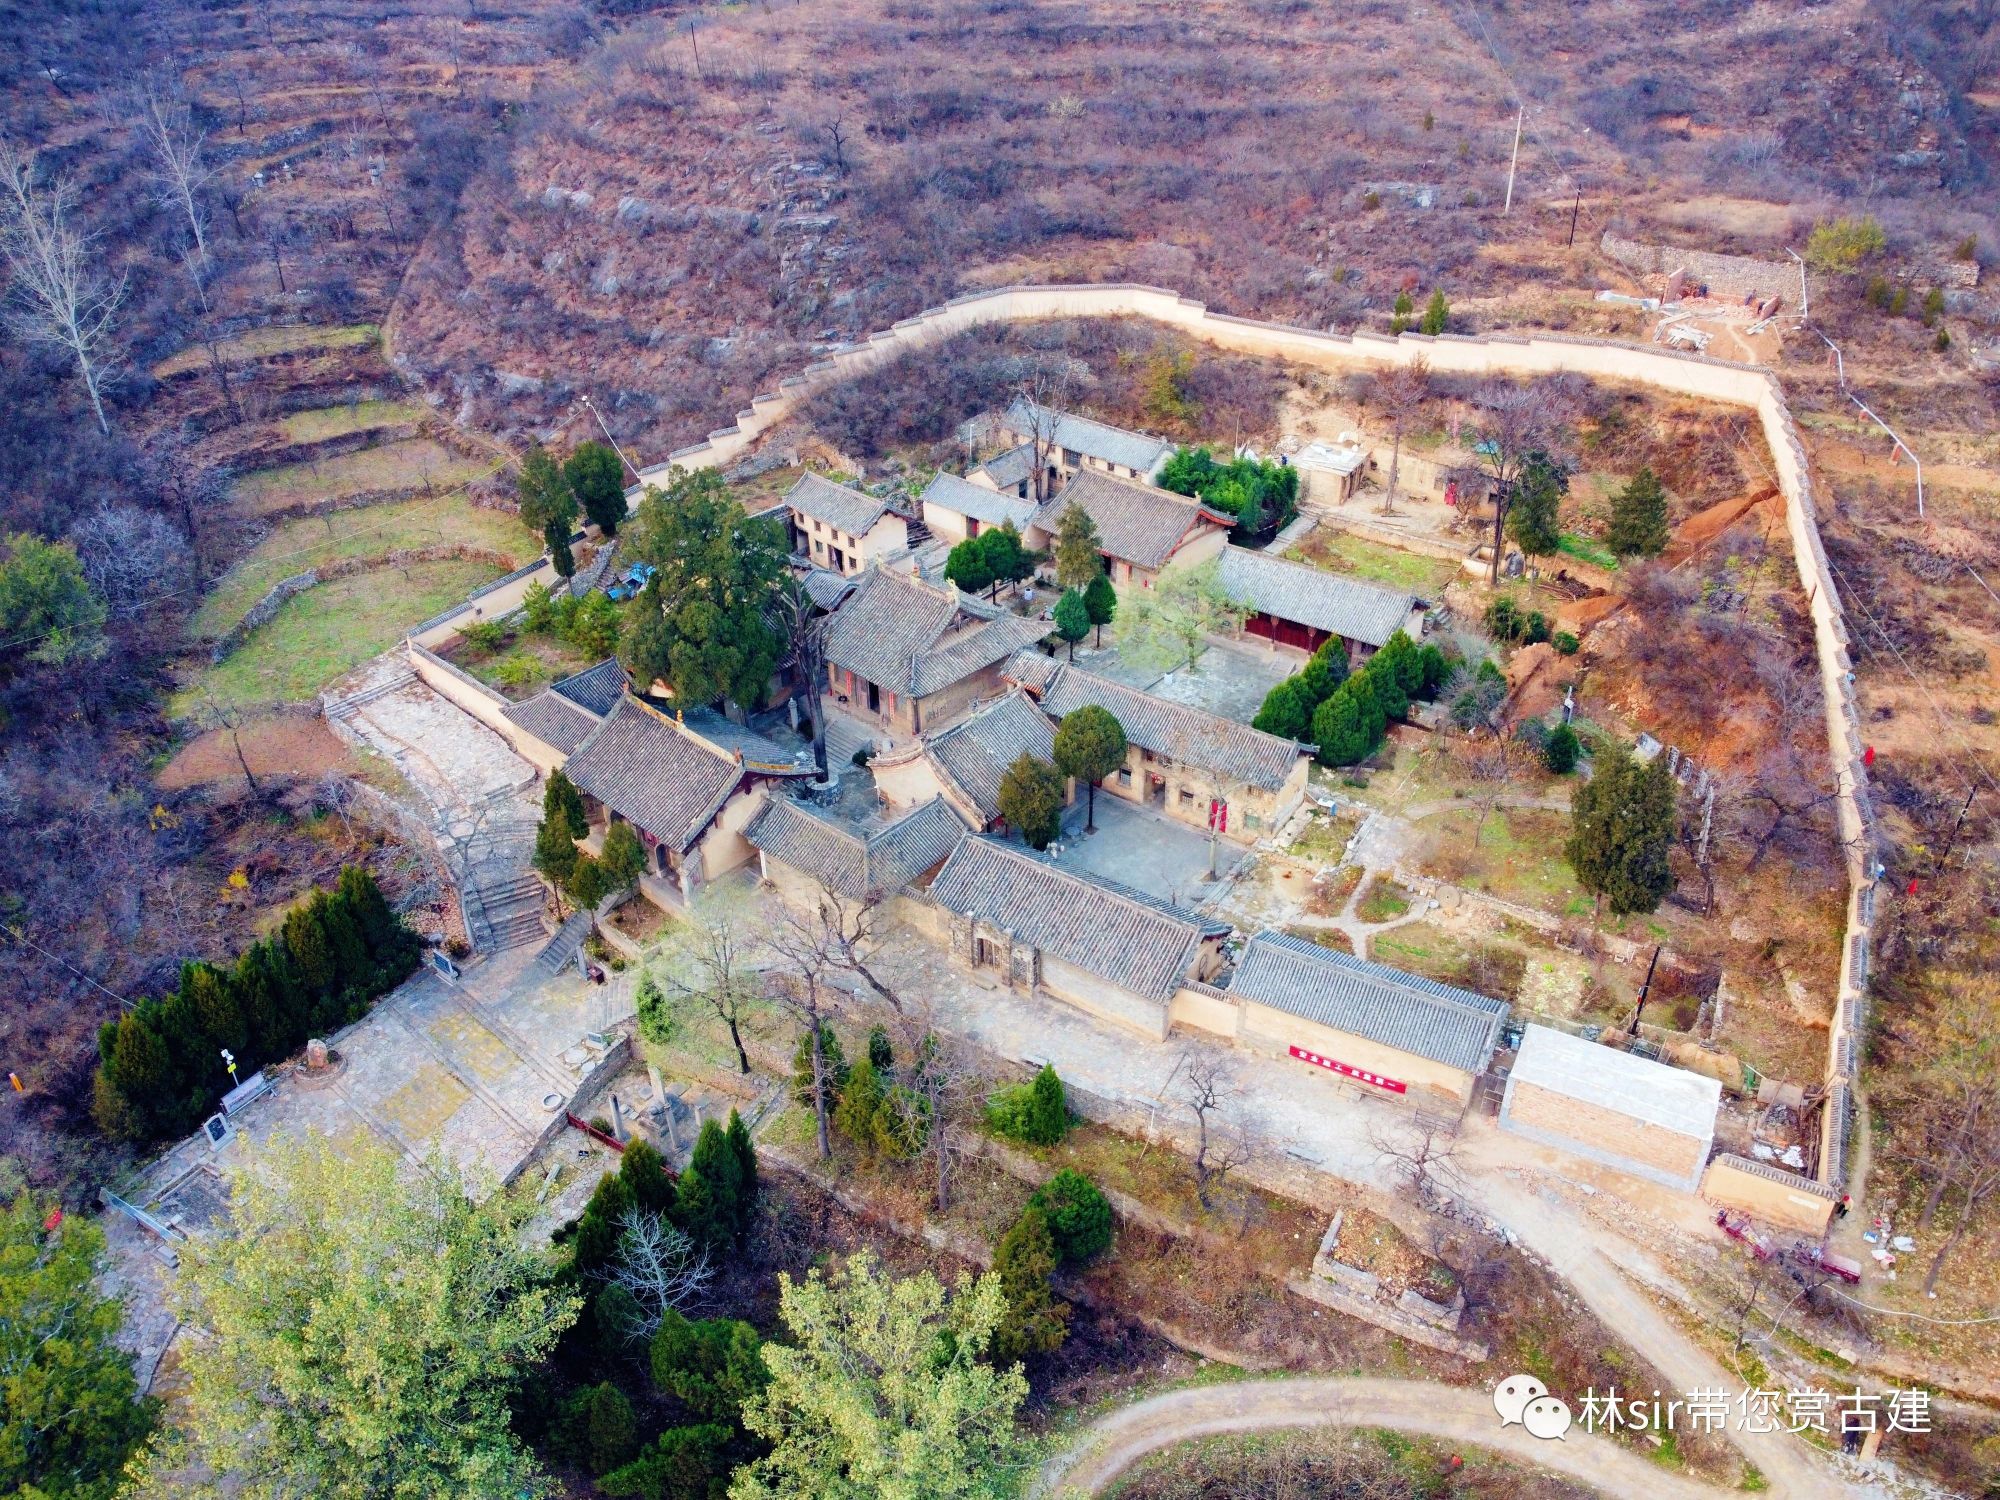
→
(464, 871, 549, 953)
(823, 710, 876, 769)
(526, 910, 594, 985)
(321, 665, 418, 723)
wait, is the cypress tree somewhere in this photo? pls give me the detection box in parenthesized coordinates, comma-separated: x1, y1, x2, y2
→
(235, 940, 294, 1059)
(94, 1014, 173, 1140)
(1565, 746, 1677, 918)
(337, 866, 397, 957)
(1252, 678, 1312, 740)
(867, 1025, 894, 1075)
(834, 1057, 887, 1158)
(1363, 649, 1410, 721)
(1028, 1168, 1114, 1264)
(1083, 571, 1116, 646)
(1023, 1065, 1069, 1146)
(317, 888, 371, 1003)
(545, 770, 589, 838)
(572, 1171, 636, 1276)
(1297, 637, 1350, 707)
(1053, 587, 1090, 660)
(1607, 466, 1670, 558)
(183, 961, 249, 1060)
(1311, 684, 1366, 766)
(617, 1138, 677, 1216)
(584, 1382, 639, 1477)
(790, 1023, 847, 1112)
(679, 1120, 741, 1250)
(991, 1206, 1068, 1361)
(1348, 672, 1387, 745)
(725, 1109, 758, 1236)
(283, 898, 336, 996)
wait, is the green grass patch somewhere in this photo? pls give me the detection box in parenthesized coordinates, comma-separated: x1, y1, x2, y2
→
(154, 322, 379, 377)
(1557, 532, 1620, 570)
(189, 494, 537, 640)
(1416, 806, 1579, 913)
(1286, 528, 1458, 595)
(230, 439, 493, 516)
(278, 400, 426, 443)
(447, 629, 603, 701)
(174, 557, 504, 717)
(1356, 879, 1412, 924)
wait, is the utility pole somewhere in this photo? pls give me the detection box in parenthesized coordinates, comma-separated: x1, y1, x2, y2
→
(1566, 188, 1581, 247)
(1629, 944, 1663, 1036)
(1503, 106, 1523, 216)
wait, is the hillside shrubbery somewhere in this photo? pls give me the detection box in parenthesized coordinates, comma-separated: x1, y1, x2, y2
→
(92, 868, 420, 1140)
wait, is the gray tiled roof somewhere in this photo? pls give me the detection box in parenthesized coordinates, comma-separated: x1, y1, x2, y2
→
(1032, 469, 1231, 572)
(1510, 1024, 1722, 1138)
(502, 690, 601, 756)
(920, 471, 1038, 530)
(1228, 931, 1508, 1075)
(801, 567, 857, 610)
(1002, 398, 1174, 475)
(745, 794, 971, 897)
(972, 442, 1037, 492)
(551, 659, 628, 717)
(911, 614, 1048, 697)
(928, 837, 1228, 1002)
(1217, 547, 1420, 649)
(1004, 654, 1308, 791)
(683, 708, 816, 776)
(786, 472, 895, 537)
(824, 566, 1041, 699)
(562, 696, 744, 853)
(924, 690, 1056, 822)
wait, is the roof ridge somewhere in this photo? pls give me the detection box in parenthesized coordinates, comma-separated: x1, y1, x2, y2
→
(974, 836, 1217, 932)
(625, 692, 750, 769)
(1251, 929, 1506, 1017)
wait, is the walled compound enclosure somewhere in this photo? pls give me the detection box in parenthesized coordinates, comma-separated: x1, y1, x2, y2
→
(405, 282, 1878, 1192)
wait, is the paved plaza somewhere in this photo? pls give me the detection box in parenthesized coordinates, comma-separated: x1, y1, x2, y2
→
(1069, 632, 1300, 726)
(1051, 793, 1247, 909)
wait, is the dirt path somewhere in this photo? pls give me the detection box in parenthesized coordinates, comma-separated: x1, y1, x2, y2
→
(1034, 1376, 1729, 1499)
(1455, 1154, 1833, 1499)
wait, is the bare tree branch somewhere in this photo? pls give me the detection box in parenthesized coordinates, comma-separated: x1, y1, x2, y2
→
(0, 138, 126, 435)
(605, 1206, 712, 1339)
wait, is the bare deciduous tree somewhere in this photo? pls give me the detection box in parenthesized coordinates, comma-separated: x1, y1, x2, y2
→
(1167, 1049, 1260, 1218)
(138, 89, 213, 274)
(1468, 377, 1582, 584)
(1019, 353, 1080, 503)
(1880, 974, 2000, 1295)
(1372, 357, 1430, 516)
(604, 1206, 712, 1340)
(1369, 1119, 1466, 1208)
(656, 888, 764, 1074)
(762, 901, 847, 1161)
(0, 139, 126, 435)
(882, 997, 979, 1213)
(66, 504, 185, 607)
(1455, 736, 1516, 847)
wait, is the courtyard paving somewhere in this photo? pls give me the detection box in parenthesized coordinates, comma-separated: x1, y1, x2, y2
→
(1050, 793, 1247, 909)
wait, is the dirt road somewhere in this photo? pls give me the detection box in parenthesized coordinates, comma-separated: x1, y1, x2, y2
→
(1034, 1376, 1732, 1499)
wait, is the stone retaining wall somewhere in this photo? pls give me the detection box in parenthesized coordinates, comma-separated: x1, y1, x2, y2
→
(208, 544, 516, 661)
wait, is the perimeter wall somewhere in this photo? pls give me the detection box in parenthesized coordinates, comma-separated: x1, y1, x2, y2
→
(614, 281, 1881, 1188)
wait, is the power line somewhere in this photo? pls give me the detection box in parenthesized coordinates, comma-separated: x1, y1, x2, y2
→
(0, 925, 134, 1011)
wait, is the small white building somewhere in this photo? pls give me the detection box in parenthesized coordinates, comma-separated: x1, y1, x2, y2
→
(1499, 1024, 1721, 1191)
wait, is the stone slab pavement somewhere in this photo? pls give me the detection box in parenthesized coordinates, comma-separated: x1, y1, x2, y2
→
(1068, 633, 1299, 725)
(1049, 794, 1248, 911)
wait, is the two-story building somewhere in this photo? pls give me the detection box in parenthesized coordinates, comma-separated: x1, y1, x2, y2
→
(785, 473, 911, 576)
(821, 565, 1047, 741)
(997, 397, 1175, 495)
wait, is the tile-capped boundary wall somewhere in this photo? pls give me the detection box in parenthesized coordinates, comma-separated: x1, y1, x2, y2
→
(433, 282, 1865, 1190)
